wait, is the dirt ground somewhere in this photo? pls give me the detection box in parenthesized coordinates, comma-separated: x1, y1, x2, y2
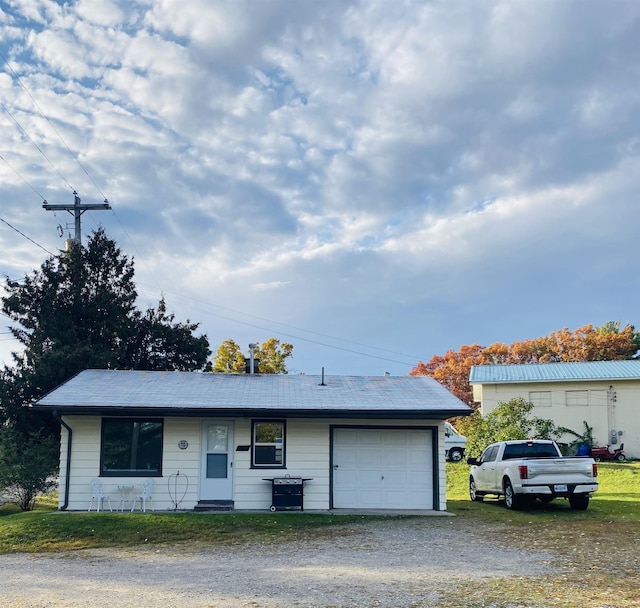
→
(0, 515, 638, 608)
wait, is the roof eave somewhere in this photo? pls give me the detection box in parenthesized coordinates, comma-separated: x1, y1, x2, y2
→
(38, 406, 473, 419)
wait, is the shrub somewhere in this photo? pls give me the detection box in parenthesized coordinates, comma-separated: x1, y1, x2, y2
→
(456, 397, 558, 457)
(0, 426, 59, 511)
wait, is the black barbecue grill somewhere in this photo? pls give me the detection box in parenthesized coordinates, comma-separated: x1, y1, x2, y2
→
(263, 476, 312, 511)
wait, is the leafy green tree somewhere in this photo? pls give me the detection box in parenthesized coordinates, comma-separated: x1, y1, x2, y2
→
(456, 398, 558, 458)
(211, 339, 247, 373)
(211, 338, 294, 374)
(253, 338, 294, 374)
(0, 228, 211, 509)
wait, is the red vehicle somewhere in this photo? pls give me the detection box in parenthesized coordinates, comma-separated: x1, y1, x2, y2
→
(591, 443, 626, 462)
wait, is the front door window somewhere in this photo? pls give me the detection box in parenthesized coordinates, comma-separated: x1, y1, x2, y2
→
(200, 421, 233, 500)
(206, 425, 228, 479)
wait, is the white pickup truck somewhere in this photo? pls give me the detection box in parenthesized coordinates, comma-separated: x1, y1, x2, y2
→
(466, 439, 599, 510)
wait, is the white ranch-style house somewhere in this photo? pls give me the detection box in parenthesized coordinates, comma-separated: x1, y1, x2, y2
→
(470, 360, 640, 459)
(34, 369, 472, 512)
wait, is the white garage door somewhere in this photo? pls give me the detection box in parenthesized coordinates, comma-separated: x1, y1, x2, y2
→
(332, 428, 433, 509)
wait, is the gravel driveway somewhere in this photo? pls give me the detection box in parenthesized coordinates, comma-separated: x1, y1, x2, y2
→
(0, 517, 551, 608)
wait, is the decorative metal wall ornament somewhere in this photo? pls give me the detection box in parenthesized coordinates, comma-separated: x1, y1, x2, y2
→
(167, 471, 189, 510)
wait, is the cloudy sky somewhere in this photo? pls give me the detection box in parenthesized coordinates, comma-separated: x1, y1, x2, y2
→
(1, 0, 639, 376)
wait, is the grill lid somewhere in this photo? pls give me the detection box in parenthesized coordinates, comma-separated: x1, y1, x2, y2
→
(273, 477, 303, 485)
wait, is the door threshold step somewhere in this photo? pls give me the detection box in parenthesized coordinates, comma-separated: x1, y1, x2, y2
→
(194, 500, 234, 512)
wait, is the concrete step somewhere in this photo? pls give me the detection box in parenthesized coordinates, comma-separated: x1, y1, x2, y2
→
(193, 500, 234, 512)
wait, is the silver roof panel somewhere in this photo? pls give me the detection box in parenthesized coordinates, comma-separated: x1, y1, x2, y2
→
(34, 369, 472, 416)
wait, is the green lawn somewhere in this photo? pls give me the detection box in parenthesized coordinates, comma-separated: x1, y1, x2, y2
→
(1, 461, 638, 554)
(2, 462, 639, 607)
(446, 459, 640, 521)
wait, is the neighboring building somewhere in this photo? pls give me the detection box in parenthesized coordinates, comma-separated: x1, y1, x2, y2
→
(34, 369, 472, 512)
(470, 360, 640, 458)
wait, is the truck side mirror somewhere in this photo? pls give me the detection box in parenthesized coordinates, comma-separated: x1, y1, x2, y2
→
(466, 457, 478, 465)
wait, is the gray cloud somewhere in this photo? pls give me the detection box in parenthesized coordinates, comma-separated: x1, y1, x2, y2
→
(1, 0, 639, 374)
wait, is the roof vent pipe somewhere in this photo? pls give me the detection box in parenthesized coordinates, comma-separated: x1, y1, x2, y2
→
(248, 343, 256, 374)
(320, 367, 326, 386)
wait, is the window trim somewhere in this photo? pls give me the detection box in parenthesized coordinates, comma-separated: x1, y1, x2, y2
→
(529, 390, 552, 407)
(251, 419, 286, 469)
(565, 390, 589, 407)
(100, 417, 164, 478)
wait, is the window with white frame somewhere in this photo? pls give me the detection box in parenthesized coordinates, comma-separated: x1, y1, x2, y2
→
(565, 390, 589, 407)
(252, 420, 285, 467)
(529, 391, 552, 407)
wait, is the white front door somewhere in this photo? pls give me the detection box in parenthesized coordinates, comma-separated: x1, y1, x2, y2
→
(200, 421, 234, 501)
(332, 428, 433, 509)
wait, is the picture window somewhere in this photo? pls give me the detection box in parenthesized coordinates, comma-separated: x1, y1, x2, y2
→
(100, 418, 163, 477)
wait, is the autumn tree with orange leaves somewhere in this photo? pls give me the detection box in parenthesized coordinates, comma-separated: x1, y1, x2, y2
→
(410, 322, 640, 406)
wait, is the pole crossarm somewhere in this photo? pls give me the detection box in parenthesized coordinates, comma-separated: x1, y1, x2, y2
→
(42, 203, 111, 211)
(42, 192, 112, 245)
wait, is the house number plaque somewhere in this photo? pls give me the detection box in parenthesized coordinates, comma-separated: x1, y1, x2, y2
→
(178, 440, 189, 450)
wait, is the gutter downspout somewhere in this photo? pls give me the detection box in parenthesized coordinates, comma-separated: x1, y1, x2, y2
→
(53, 411, 72, 511)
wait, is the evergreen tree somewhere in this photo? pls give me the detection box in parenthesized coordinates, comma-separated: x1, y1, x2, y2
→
(0, 229, 211, 508)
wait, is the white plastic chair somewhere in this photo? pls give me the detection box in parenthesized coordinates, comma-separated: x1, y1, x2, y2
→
(130, 478, 155, 512)
(88, 479, 113, 512)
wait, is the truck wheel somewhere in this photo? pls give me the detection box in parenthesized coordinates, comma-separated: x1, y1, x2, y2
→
(503, 480, 521, 510)
(469, 477, 484, 502)
(569, 495, 589, 510)
(269, 505, 277, 512)
(615, 453, 626, 462)
(448, 448, 464, 462)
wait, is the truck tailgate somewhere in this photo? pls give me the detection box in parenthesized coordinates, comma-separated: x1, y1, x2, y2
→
(523, 458, 596, 481)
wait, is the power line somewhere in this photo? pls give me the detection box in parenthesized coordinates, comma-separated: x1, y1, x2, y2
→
(137, 286, 420, 368)
(1, 51, 110, 202)
(0, 100, 75, 192)
(0, 216, 55, 255)
(0, 53, 417, 370)
(0, 153, 46, 200)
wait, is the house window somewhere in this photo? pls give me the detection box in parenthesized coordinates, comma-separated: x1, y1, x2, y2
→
(565, 390, 589, 407)
(252, 420, 285, 468)
(101, 418, 163, 477)
(529, 391, 552, 407)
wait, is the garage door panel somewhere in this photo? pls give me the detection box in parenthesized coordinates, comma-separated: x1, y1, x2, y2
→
(359, 449, 383, 465)
(333, 428, 433, 509)
(386, 449, 410, 466)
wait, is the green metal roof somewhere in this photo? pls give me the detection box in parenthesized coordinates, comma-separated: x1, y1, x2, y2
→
(470, 360, 640, 384)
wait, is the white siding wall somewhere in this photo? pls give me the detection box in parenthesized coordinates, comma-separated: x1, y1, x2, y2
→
(477, 379, 640, 458)
(60, 416, 449, 512)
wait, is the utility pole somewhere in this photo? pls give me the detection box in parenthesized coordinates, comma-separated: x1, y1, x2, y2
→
(43, 191, 111, 246)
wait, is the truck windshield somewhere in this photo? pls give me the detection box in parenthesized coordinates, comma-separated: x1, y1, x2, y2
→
(503, 443, 560, 459)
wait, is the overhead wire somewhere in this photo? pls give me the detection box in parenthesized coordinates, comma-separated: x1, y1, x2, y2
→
(0, 216, 55, 256)
(0, 100, 75, 192)
(1, 48, 419, 371)
(1, 51, 108, 199)
(0, 153, 47, 201)
(151, 287, 422, 363)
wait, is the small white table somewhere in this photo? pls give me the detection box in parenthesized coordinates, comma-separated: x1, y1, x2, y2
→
(117, 485, 136, 512)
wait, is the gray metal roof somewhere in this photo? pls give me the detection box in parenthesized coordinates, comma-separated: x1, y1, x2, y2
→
(34, 369, 473, 418)
(470, 360, 640, 384)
